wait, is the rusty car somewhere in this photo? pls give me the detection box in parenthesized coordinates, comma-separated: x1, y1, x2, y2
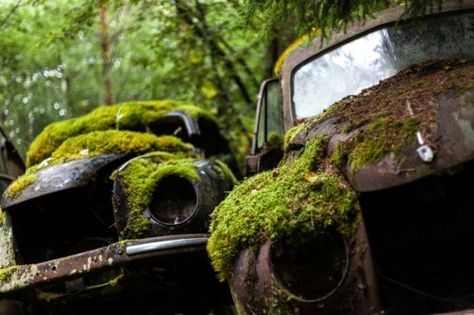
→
(207, 1, 474, 314)
(0, 101, 237, 314)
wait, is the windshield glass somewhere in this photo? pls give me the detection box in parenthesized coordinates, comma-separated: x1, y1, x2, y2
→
(293, 11, 474, 119)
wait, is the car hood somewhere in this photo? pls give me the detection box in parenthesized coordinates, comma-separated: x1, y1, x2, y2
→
(286, 59, 474, 192)
(0, 154, 124, 209)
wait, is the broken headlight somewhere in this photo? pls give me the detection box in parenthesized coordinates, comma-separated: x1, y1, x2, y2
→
(270, 232, 349, 301)
(147, 175, 199, 226)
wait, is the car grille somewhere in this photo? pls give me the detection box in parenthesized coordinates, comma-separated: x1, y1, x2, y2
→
(361, 161, 474, 314)
(10, 183, 117, 264)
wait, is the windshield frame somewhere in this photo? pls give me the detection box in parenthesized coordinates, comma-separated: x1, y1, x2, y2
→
(279, 1, 474, 132)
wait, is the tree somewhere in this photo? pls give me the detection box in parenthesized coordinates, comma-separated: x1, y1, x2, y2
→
(242, 0, 445, 38)
(0, 0, 281, 160)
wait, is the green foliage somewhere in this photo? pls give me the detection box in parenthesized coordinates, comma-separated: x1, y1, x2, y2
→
(208, 136, 358, 280)
(0, 0, 266, 163)
(243, 0, 444, 39)
(111, 152, 199, 238)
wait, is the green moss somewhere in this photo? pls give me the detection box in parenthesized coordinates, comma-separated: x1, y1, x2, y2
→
(348, 118, 419, 172)
(111, 152, 199, 239)
(213, 159, 239, 186)
(0, 266, 19, 284)
(4, 131, 194, 200)
(208, 136, 357, 281)
(283, 124, 306, 152)
(266, 132, 283, 150)
(26, 100, 216, 166)
(49, 130, 193, 166)
(330, 142, 346, 169)
(3, 173, 38, 199)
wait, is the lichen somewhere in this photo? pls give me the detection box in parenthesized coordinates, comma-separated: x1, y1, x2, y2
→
(111, 152, 199, 239)
(26, 100, 216, 167)
(3, 173, 38, 199)
(208, 136, 357, 281)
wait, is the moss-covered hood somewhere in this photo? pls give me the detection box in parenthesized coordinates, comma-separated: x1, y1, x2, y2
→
(3, 100, 213, 204)
(26, 100, 215, 167)
(286, 59, 474, 192)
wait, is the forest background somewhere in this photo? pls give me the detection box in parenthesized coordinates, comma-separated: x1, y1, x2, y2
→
(0, 0, 442, 158)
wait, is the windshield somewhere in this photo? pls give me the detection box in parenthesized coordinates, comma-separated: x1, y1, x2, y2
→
(293, 11, 474, 119)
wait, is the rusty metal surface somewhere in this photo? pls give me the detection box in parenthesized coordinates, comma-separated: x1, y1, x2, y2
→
(229, 221, 381, 315)
(0, 154, 124, 209)
(349, 89, 474, 191)
(0, 233, 208, 295)
(279, 0, 474, 132)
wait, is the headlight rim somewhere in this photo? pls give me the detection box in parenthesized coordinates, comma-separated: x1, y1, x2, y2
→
(268, 232, 350, 303)
(146, 174, 202, 227)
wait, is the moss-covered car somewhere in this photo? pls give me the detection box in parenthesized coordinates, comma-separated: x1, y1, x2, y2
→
(208, 2, 474, 314)
(0, 101, 238, 314)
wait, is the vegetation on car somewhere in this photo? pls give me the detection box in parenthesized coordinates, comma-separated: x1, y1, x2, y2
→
(208, 136, 358, 280)
(26, 100, 213, 166)
(111, 152, 200, 239)
(4, 129, 194, 200)
(287, 59, 474, 172)
(336, 118, 419, 172)
(3, 173, 38, 199)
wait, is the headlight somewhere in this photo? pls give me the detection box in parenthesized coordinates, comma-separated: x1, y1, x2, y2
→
(270, 232, 349, 302)
(147, 175, 199, 226)
(112, 154, 236, 239)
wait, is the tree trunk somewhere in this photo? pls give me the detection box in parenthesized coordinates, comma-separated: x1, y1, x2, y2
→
(99, 2, 115, 105)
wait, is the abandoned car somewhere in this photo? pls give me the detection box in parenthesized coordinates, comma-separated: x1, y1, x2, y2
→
(207, 1, 474, 314)
(0, 101, 237, 314)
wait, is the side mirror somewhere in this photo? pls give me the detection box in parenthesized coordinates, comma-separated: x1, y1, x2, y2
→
(245, 79, 283, 176)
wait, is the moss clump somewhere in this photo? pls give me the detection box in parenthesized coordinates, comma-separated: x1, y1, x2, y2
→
(3, 173, 38, 199)
(111, 152, 199, 239)
(208, 136, 357, 280)
(49, 130, 193, 166)
(283, 124, 306, 151)
(26, 100, 215, 166)
(347, 118, 419, 172)
(266, 132, 283, 150)
(0, 266, 19, 284)
(330, 142, 346, 170)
